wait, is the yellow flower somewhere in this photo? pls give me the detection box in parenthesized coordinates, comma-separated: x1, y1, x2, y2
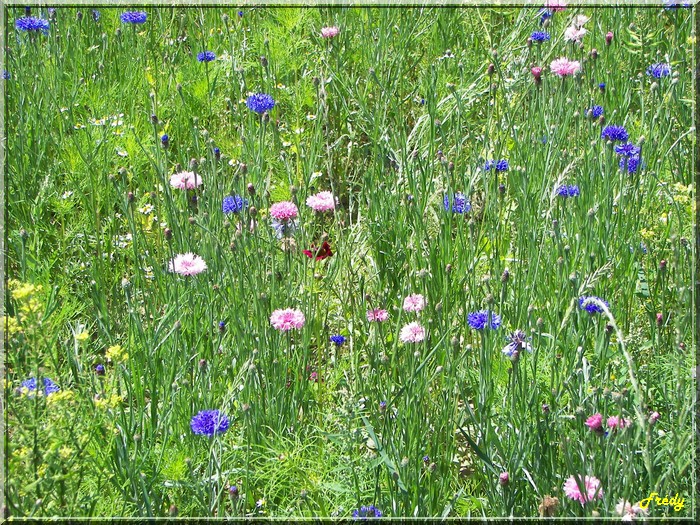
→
(5, 316, 22, 337)
(59, 446, 74, 460)
(640, 228, 655, 240)
(106, 344, 128, 364)
(46, 390, 74, 405)
(75, 331, 90, 343)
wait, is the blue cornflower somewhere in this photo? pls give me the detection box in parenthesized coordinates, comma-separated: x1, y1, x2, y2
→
(663, 1, 692, 9)
(92, 10, 101, 21)
(330, 335, 346, 346)
(579, 296, 610, 315)
(601, 125, 628, 142)
(502, 329, 533, 358)
(484, 159, 509, 172)
(539, 9, 552, 25)
(222, 195, 248, 214)
(599, 82, 606, 91)
(614, 143, 640, 157)
(20, 377, 60, 397)
(213, 147, 221, 159)
(353, 505, 383, 519)
(640, 242, 648, 254)
(238, 10, 244, 17)
(120, 11, 147, 24)
(444, 193, 471, 214)
(467, 310, 501, 331)
(646, 63, 672, 78)
(271, 218, 298, 239)
(246, 93, 275, 114)
(197, 51, 216, 63)
(15, 16, 50, 33)
(423, 455, 430, 463)
(531, 31, 551, 43)
(95, 364, 105, 375)
(219, 321, 226, 333)
(2, 70, 9, 80)
(589, 105, 604, 119)
(619, 156, 642, 174)
(190, 409, 230, 436)
(379, 401, 387, 411)
(161, 134, 169, 146)
(556, 184, 580, 198)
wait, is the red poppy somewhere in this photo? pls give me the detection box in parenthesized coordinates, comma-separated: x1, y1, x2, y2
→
(303, 241, 333, 260)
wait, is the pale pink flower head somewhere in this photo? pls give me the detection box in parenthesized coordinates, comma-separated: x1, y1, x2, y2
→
(367, 308, 389, 323)
(499, 471, 510, 485)
(269, 201, 298, 221)
(607, 415, 632, 430)
(564, 25, 587, 43)
(402, 294, 426, 313)
(649, 411, 660, 425)
(550, 57, 581, 77)
(270, 308, 305, 331)
(168, 253, 207, 276)
(170, 171, 202, 190)
(562, 475, 603, 504)
(546, 0, 567, 12)
(306, 191, 335, 212)
(573, 14, 590, 28)
(615, 499, 648, 519)
(321, 26, 340, 38)
(399, 322, 425, 344)
(584, 413, 603, 431)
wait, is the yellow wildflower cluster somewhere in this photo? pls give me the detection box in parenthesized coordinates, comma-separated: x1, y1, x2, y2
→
(5, 315, 22, 337)
(46, 389, 74, 406)
(95, 393, 124, 410)
(106, 344, 128, 364)
(8, 279, 44, 317)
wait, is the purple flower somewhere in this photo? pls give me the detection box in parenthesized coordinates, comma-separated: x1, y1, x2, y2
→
(467, 310, 501, 330)
(191, 409, 230, 436)
(601, 125, 629, 142)
(197, 51, 216, 63)
(579, 296, 610, 315)
(246, 93, 275, 114)
(15, 16, 50, 33)
(120, 11, 147, 24)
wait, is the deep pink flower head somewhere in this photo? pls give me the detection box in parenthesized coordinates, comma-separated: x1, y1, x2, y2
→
(585, 413, 603, 431)
(499, 472, 510, 485)
(531, 66, 542, 79)
(402, 294, 426, 313)
(546, 0, 567, 12)
(399, 322, 425, 343)
(607, 415, 632, 430)
(605, 31, 614, 45)
(270, 308, 305, 331)
(649, 411, 660, 425)
(168, 253, 207, 276)
(321, 26, 340, 38)
(563, 475, 603, 504)
(269, 201, 298, 221)
(306, 191, 335, 212)
(367, 308, 389, 323)
(550, 57, 581, 77)
(170, 171, 202, 190)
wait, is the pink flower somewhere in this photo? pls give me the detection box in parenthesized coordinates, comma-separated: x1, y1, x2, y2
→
(402, 294, 426, 313)
(605, 31, 614, 45)
(170, 171, 202, 190)
(563, 475, 603, 504)
(615, 499, 648, 519)
(607, 415, 632, 430)
(306, 191, 335, 212)
(564, 25, 587, 43)
(584, 413, 603, 431)
(399, 322, 425, 343)
(550, 57, 581, 77)
(546, 0, 567, 11)
(499, 472, 509, 485)
(367, 308, 389, 323)
(168, 253, 207, 276)
(531, 66, 542, 79)
(270, 308, 305, 331)
(269, 201, 298, 221)
(321, 26, 340, 38)
(649, 411, 660, 425)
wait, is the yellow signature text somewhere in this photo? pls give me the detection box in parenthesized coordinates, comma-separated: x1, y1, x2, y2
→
(638, 493, 684, 512)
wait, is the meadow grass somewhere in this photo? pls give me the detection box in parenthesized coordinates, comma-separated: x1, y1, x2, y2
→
(3, 4, 695, 519)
